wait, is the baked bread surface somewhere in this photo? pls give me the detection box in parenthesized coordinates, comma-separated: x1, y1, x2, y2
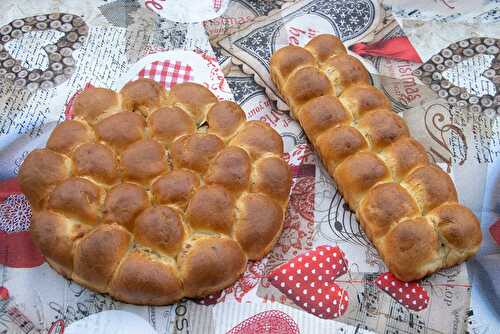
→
(270, 34, 481, 281)
(19, 79, 291, 304)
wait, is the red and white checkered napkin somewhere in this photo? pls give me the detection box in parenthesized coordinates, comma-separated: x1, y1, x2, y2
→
(137, 60, 193, 90)
(226, 310, 300, 334)
(213, 0, 222, 11)
(375, 272, 429, 311)
(269, 245, 349, 319)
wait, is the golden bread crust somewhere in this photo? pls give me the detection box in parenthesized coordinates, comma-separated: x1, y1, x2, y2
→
(72, 142, 118, 184)
(109, 251, 183, 305)
(151, 169, 199, 208)
(72, 87, 119, 123)
(168, 82, 218, 123)
(305, 34, 347, 62)
(298, 95, 351, 140)
(73, 224, 131, 292)
(102, 182, 149, 230)
(230, 121, 284, 159)
(170, 133, 225, 173)
(251, 156, 292, 203)
(134, 206, 185, 255)
(270, 34, 481, 281)
(234, 193, 284, 259)
(47, 120, 95, 154)
(207, 101, 246, 138)
(148, 106, 196, 145)
(19, 79, 291, 304)
(178, 236, 246, 297)
(94, 112, 145, 149)
(18, 149, 71, 209)
(120, 78, 166, 115)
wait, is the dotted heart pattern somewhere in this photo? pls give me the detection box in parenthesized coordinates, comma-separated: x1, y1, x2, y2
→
(269, 245, 349, 319)
(0, 178, 30, 234)
(375, 272, 429, 311)
(226, 310, 300, 334)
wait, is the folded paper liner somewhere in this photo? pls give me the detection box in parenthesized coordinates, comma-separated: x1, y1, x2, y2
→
(269, 34, 482, 281)
(18, 79, 292, 305)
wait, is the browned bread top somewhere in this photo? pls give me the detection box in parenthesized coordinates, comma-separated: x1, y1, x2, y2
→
(270, 34, 481, 281)
(19, 79, 292, 305)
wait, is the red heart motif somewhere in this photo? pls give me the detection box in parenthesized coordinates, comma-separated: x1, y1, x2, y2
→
(226, 310, 299, 334)
(489, 219, 500, 246)
(0, 178, 44, 268)
(375, 272, 429, 311)
(269, 245, 349, 319)
(0, 178, 21, 202)
(0, 231, 44, 268)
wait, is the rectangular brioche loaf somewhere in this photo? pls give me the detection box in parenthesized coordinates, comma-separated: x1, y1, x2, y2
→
(270, 34, 482, 281)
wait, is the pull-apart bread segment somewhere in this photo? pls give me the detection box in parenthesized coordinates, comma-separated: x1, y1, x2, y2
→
(18, 79, 291, 304)
(270, 34, 481, 281)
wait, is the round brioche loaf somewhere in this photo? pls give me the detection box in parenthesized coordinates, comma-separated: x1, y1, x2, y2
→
(18, 79, 292, 305)
(270, 34, 482, 282)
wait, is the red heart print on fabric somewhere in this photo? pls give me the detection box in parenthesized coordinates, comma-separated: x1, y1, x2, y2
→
(0, 178, 44, 268)
(0, 178, 21, 202)
(226, 310, 300, 334)
(0, 231, 44, 268)
(0, 287, 9, 300)
(269, 245, 349, 319)
(489, 219, 500, 246)
(375, 272, 429, 311)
